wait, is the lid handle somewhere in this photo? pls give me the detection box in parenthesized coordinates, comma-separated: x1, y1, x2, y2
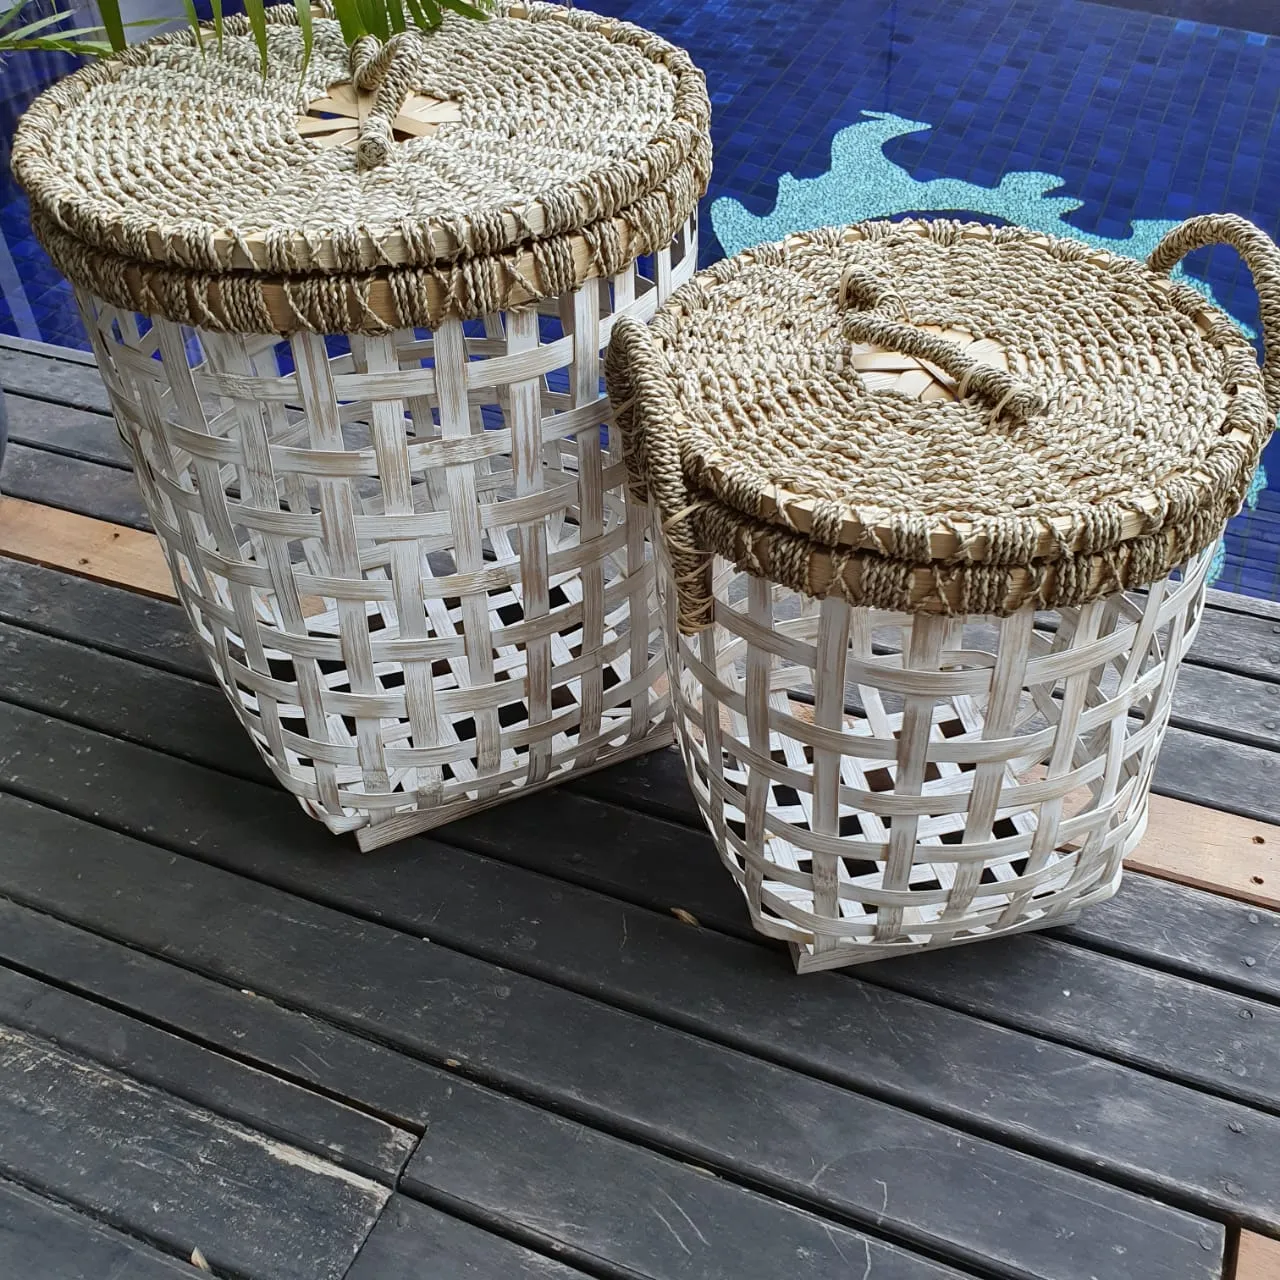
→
(349, 31, 426, 170)
(1148, 213, 1280, 422)
(838, 266, 1046, 424)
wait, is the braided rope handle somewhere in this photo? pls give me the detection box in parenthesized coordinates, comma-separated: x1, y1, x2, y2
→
(838, 266, 1046, 424)
(606, 315, 714, 632)
(1148, 213, 1280, 422)
(348, 31, 425, 170)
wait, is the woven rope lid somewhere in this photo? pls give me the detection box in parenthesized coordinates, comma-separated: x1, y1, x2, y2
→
(606, 216, 1279, 627)
(13, 2, 710, 333)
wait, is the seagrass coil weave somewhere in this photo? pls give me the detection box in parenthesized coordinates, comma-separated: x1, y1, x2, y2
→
(608, 212, 1279, 967)
(15, 4, 709, 847)
(13, 2, 711, 334)
(608, 216, 1277, 627)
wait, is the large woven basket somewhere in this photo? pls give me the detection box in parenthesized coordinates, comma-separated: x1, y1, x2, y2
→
(607, 215, 1277, 970)
(14, 2, 710, 848)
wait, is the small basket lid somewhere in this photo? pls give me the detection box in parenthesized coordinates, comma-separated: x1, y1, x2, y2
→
(13, 2, 710, 333)
(607, 217, 1278, 628)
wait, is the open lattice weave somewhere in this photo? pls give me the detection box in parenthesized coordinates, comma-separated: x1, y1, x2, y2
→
(608, 215, 1277, 625)
(660, 543, 1213, 970)
(77, 220, 697, 847)
(14, 2, 711, 334)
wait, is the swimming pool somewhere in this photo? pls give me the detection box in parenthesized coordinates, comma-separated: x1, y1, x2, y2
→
(0, 0, 1276, 597)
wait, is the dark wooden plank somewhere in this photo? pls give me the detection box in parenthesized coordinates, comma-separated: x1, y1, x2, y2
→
(2, 629, 1269, 1111)
(1058, 873, 1280, 1002)
(0, 1025, 387, 1280)
(404, 1083, 980, 1280)
(0, 558, 207, 680)
(0, 895, 446, 1133)
(1170, 663, 1280, 751)
(451, 780, 1280, 1111)
(0, 442, 150, 529)
(1185, 606, 1280, 683)
(0, 878, 974, 1280)
(4, 392, 130, 469)
(0, 702, 1272, 1222)
(1154, 725, 1280, 825)
(0, 346, 111, 412)
(0, 1178, 193, 1280)
(0, 964, 413, 1182)
(350, 1199, 590, 1280)
(569, 746, 702, 826)
(861, 936, 1280, 1110)
(1205, 588, 1280, 624)
(0, 791, 1222, 1280)
(0, 620, 271, 784)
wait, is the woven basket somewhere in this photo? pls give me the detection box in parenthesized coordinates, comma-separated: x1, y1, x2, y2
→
(607, 215, 1278, 970)
(14, 3, 710, 848)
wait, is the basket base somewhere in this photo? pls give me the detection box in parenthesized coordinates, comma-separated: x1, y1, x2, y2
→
(351, 723, 674, 851)
(788, 903, 1089, 974)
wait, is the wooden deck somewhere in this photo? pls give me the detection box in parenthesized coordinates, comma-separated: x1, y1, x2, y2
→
(0, 335, 1277, 1280)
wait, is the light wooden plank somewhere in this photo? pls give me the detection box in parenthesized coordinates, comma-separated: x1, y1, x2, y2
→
(0, 497, 327, 614)
(1129, 794, 1280, 912)
(0, 496, 177, 600)
(1236, 1232, 1280, 1280)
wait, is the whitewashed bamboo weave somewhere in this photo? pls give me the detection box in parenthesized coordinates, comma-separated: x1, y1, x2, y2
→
(78, 222, 696, 847)
(660, 543, 1213, 971)
(611, 212, 1278, 968)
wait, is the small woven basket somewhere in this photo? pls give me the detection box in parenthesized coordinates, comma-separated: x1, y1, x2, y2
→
(607, 215, 1277, 970)
(14, 2, 710, 848)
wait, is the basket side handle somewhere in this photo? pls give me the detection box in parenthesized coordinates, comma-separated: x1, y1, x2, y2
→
(1148, 213, 1280, 421)
(606, 315, 714, 633)
(838, 267, 1046, 424)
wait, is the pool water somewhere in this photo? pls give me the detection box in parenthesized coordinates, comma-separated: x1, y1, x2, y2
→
(0, 0, 1277, 597)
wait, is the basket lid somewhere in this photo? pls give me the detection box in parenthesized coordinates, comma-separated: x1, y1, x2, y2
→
(12, 2, 710, 333)
(607, 217, 1277, 626)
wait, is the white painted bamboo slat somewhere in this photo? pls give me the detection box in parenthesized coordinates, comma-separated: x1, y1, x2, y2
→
(76, 218, 697, 848)
(657, 534, 1216, 971)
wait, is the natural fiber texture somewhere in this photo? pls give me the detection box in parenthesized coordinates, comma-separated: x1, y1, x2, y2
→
(608, 216, 1277, 626)
(660, 538, 1214, 971)
(14, 2, 710, 333)
(76, 219, 698, 847)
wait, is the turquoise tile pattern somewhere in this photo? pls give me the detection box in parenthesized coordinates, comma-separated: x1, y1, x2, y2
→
(0, 0, 1276, 596)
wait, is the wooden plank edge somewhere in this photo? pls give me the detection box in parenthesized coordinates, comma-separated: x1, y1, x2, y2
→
(3, 497, 1277, 910)
(1206, 586, 1280, 623)
(0, 333, 97, 365)
(0, 496, 177, 602)
(1234, 1230, 1280, 1280)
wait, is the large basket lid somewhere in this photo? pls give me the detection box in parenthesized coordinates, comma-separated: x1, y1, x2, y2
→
(607, 216, 1278, 627)
(13, 2, 710, 333)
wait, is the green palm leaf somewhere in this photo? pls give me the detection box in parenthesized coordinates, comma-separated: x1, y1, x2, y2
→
(1, 0, 490, 66)
(241, 0, 269, 73)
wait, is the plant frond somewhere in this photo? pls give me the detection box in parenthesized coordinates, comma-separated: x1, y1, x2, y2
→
(241, 0, 269, 73)
(293, 0, 312, 72)
(0, 0, 489, 65)
(436, 0, 490, 21)
(95, 0, 125, 52)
